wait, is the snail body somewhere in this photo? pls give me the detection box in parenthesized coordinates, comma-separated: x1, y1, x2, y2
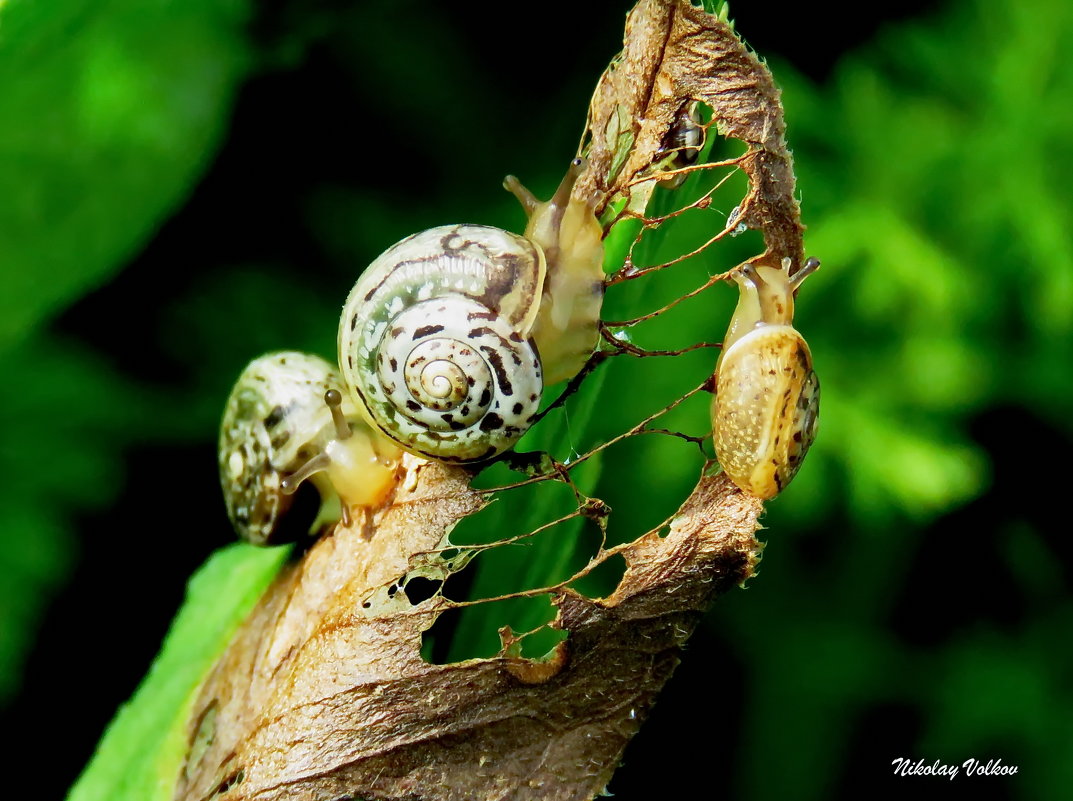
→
(505, 157, 605, 385)
(339, 159, 604, 464)
(712, 257, 820, 499)
(219, 351, 401, 545)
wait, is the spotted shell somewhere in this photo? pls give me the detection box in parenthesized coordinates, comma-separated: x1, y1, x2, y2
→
(658, 102, 704, 188)
(711, 258, 820, 499)
(338, 224, 546, 463)
(712, 327, 819, 498)
(218, 351, 397, 545)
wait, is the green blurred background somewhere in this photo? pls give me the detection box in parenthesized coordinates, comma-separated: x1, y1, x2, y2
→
(1, 0, 1070, 798)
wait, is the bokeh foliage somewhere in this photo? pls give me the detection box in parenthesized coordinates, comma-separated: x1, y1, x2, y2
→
(0, 0, 1069, 799)
(0, 0, 251, 697)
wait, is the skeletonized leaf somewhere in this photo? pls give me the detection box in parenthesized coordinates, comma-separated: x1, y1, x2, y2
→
(581, 0, 803, 269)
(176, 460, 760, 801)
(171, 2, 801, 799)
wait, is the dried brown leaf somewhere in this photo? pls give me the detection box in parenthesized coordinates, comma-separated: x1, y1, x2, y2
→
(175, 2, 802, 799)
(580, 0, 804, 273)
(176, 459, 760, 801)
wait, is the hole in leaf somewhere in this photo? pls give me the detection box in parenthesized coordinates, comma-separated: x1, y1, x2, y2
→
(570, 552, 628, 599)
(421, 603, 463, 665)
(439, 552, 478, 602)
(402, 576, 441, 605)
(515, 621, 568, 661)
(422, 594, 564, 664)
(213, 768, 244, 795)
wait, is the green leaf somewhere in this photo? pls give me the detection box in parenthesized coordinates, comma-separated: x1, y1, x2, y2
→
(68, 544, 289, 801)
(0, 0, 251, 351)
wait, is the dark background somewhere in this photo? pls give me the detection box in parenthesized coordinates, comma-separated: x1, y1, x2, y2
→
(3, 1, 1069, 799)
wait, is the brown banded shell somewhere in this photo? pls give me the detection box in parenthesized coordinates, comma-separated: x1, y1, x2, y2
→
(219, 351, 399, 545)
(339, 224, 546, 463)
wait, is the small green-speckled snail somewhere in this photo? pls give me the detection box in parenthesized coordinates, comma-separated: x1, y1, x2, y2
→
(338, 158, 604, 464)
(711, 256, 820, 499)
(219, 351, 402, 545)
(657, 101, 705, 188)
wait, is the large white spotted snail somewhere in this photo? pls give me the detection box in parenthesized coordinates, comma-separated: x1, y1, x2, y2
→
(339, 157, 604, 464)
(711, 256, 821, 499)
(219, 159, 605, 543)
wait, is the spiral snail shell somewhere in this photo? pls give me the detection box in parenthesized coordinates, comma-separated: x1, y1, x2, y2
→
(339, 158, 604, 464)
(219, 351, 401, 545)
(338, 225, 546, 463)
(711, 257, 820, 499)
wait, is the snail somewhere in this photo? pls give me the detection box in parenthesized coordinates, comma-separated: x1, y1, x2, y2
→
(504, 157, 605, 386)
(339, 158, 604, 464)
(219, 351, 402, 545)
(657, 101, 705, 188)
(711, 256, 820, 499)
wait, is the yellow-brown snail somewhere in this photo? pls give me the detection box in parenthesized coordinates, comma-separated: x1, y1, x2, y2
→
(218, 351, 401, 545)
(338, 158, 604, 464)
(711, 256, 820, 499)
